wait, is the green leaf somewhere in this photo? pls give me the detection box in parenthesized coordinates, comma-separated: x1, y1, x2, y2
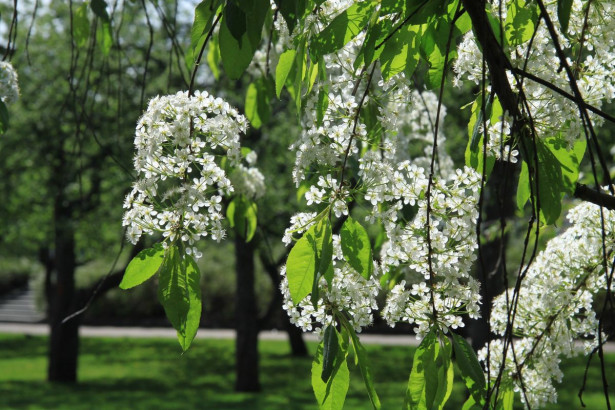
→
(461, 394, 482, 410)
(286, 226, 317, 304)
(307, 60, 319, 94)
(219, 11, 256, 80)
(465, 95, 496, 178)
(519, 136, 585, 224)
(322, 325, 340, 382)
(339, 315, 381, 409)
(91, 0, 112, 55)
(245, 82, 261, 128)
(0, 101, 9, 135)
(380, 23, 419, 81)
(190, 0, 223, 69)
(207, 35, 221, 80)
(545, 136, 586, 194)
(451, 333, 486, 406)
(73, 3, 90, 48)
(557, 0, 573, 34)
(296, 179, 311, 203)
(158, 246, 202, 351)
(192, 0, 222, 48)
(455, 7, 472, 35)
(275, 49, 296, 98)
(119, 243, 165, 289)
(293, 38, 307, 112)
(504, 0, 538, 46)
(361, 100, 384, 150)
(240, 0, 270, 50)
(312, 335, 349, 410)
(495, 385, 515, 410)
(315, 218, 333, 282)
(311, 217, 333, 307)
(516, 160, 530, 210)
(91, 0, 110, 21)
(274, 0, 298, 34)
(224, 1, 246, 41)
(316, 86, 329, 127)
(353, 18, 392, 70)
(340, 217, 373, 279)
(406, 330, 453, 410)
(97, 20, 113, 56)
(310, 1, 378, 61)
(227, 196, 258, 242)
(381, 0, 446, 25)
(521, 139, 566, 224)
(420, 17, 457, 90)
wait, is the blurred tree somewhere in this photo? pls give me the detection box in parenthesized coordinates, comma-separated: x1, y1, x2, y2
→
(1, 0, 306, 388)
(0, 0, 188, 382)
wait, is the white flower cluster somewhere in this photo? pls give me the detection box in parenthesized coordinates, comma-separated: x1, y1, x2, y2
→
(280, 235, 381, 335)
(455, 0, 615, 149)
(480, 200, 614, 408)
(0, 61, 19, 105)
(228, 151, 266, 200)
(377, 79, 455, 175)
(290, 36, 365, 185)
(379, 166, 482, 338)
(122, 91, 248, 257)
(282, 211, 318, 246)
(274, 1, 485, 339)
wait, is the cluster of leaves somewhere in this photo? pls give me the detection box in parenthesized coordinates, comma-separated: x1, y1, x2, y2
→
(120, 244, 201, 351)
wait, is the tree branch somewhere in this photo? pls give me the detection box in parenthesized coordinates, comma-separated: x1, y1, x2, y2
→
(460, 0, 520, 119)
(574, 184, 615, 211)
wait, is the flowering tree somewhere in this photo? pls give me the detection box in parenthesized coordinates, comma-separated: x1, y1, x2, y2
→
(3, 0, 614, 407)
(116, 0, 614, 408)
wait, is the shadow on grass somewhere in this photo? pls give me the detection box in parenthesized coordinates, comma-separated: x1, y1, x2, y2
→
(0, 334, 612, 409)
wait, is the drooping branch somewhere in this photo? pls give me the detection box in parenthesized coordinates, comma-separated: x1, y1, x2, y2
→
(460, 0, 520, 119)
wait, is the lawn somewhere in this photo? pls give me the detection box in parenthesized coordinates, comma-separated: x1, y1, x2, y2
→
(0, 334, 612, 409)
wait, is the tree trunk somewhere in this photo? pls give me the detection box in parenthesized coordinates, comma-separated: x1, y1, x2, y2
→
(285, 316, 308, 357)
(467, 161, 516, 351)
(47, 204, 80, 383)
(234, 237, 261, 392)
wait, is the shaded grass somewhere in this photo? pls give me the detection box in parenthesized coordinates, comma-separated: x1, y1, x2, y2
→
(0, 334, 612, 409)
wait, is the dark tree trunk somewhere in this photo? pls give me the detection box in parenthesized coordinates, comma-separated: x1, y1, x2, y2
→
(467, 161, 516, 351)
(234, 237, 261, 392)
(47, 203, 80, 383)
(285, 316, 308, 357)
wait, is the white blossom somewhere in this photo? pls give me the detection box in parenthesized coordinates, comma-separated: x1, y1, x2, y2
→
(280, 235, 381, 336)
(122, 91, 248, 256)
(0, 61, 19, 105)
(481, 200, 614, 408)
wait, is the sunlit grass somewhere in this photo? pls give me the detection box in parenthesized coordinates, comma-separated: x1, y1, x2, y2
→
(0, 334, 612, 409)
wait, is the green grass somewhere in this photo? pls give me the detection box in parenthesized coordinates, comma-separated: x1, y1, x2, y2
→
(0, 334, 612, 409)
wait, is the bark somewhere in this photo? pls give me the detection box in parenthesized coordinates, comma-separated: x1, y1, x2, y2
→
(234, 236, 261, 392)
(285, 317, 308, 357)
(467, 161, 516, 351)
(47, 202, 80, 383)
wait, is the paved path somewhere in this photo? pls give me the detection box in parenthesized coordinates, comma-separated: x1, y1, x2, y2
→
(2, 323, 615, 352)
(0, 323, 421, 345)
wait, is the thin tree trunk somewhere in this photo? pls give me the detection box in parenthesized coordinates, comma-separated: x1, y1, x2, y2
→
(285, 316, 308, 357)
(47, 204, 80, 383)
(234, 237, 260, 392)
(468, 161, 515, 351)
